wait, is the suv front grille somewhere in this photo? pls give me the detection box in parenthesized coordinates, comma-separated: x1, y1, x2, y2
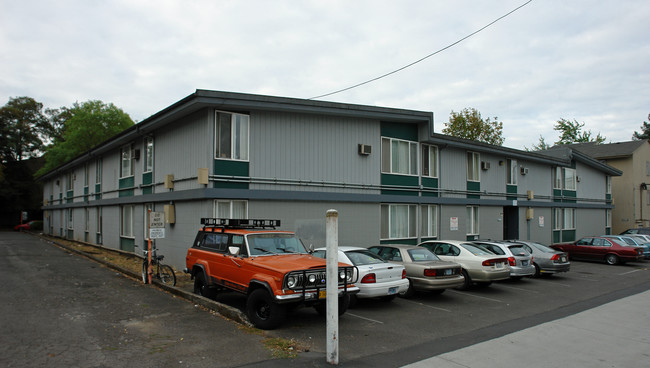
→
(283, 267, 356, 291)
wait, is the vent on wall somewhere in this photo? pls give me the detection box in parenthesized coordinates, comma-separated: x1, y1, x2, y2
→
(358, 144, 372, 155)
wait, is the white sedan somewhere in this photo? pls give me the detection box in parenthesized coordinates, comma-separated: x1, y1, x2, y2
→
(313, 246, 409, 302)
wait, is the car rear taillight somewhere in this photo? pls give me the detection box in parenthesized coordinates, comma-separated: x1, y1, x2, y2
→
(424, 269, 437, 277)
(550, 254, 560, 261)
(361, 273, 376, 283)
(402, 269, 407, 279)
(508, 257, 516, 266)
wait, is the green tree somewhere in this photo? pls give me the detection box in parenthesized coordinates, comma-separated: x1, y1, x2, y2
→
(0, 97, 54, 162)
(554, 118, 605, 145)
(632, 113, 650, 140)
(442, 108, 504, 146)
(36, 100, 134, 176)
(525, 135, 551, 151)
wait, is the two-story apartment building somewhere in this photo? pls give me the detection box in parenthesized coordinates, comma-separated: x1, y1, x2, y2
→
(39, 90, 620, 269)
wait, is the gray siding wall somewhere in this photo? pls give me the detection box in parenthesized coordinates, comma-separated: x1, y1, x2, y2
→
(517, 207, 553, 244)
(517, 161, 553, 198)
(439, 147, 467, 198)
(576, 209, 606, 238)
(250, 111, 381, 193)
(576, 162, 606, 201)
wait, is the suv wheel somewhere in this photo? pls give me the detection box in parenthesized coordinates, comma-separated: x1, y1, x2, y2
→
(246, 289, 287, 330)
(193, 273, 216, 299)
(314, 293, 350, 316)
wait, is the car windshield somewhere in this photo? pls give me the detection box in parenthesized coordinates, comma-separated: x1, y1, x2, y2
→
(246, 233, 307, 255)
(407, 248, 440, 262)
(528, 242, 556, 253)
(344, 250, 386, 266)
(460, 243, 494, 256)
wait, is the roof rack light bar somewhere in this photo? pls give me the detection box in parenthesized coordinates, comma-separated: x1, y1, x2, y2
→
(200, 218, 281, 229)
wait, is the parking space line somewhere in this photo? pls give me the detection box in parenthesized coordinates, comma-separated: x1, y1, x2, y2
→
(447, 289, 504, 303)
(400, 300, 451, 313)
(496, 284, 540, 293)
(618, 269, 643, 276)
(346, 313, 384, 324)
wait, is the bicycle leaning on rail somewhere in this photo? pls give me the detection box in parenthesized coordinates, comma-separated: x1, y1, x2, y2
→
(141, 245, 176, 286)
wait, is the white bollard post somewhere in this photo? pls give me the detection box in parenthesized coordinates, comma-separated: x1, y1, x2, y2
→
(326, 209, 339, 365)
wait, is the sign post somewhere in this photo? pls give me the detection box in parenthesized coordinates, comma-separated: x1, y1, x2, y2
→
(325, 209, 339, 365)
(147, 211, 165, 284)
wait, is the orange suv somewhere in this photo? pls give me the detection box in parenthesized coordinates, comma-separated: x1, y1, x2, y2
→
(184, 218, 359, 329)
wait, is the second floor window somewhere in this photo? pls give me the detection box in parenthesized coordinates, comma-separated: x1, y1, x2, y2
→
(507, 159, 517, 185)
(96, 158, 102, 184)
(381, 137, 418, 175)
(216, 111, 249, 161)
(467, 152, 480, 182)
(144, 137, 154, 173)
(564, 168, 577, 191)
(421, 144, 438, 178)
(120, 144, 134, 178)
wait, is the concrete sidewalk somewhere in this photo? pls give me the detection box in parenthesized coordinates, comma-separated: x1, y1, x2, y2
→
(403, 290, 650, 368)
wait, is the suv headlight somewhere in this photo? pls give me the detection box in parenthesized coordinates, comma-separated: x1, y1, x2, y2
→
(287, 276, 297, 288)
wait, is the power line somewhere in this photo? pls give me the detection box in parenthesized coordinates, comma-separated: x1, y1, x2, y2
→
(309, 0, 533, 100)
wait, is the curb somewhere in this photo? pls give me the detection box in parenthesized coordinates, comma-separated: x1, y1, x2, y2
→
(37, 233, 253, 328)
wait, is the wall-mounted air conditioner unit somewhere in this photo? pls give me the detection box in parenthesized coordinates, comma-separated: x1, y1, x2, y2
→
(358, 144, 372, 155)
(520, 167, 529, 175)
(481, 161, 490, 170)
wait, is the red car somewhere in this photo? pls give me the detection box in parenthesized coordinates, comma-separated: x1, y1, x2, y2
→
(13, 220, 43, 232)
(550, 236, 643, 265)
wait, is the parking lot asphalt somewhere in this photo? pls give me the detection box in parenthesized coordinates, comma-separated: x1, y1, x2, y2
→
(10, 232, 650, 368)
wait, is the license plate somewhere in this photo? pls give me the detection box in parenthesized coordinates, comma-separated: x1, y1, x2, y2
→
(496, 262, 503, 269)
(522, 261, 528, 266)
(561, 256, 567, 262)
(444, 269, 452, 276)
(319, 290, 327, 299)
(388, 287, 398, 295)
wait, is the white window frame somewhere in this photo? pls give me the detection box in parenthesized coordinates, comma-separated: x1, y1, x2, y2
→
(466, 205, 479, 236)
(507, 159, 518, 185)
(553, 208, 562, 230)
(95, 158, 102, 185)
(96, 207, 103, 244)
(381, 204, 417, 240)
(421, 205, 439, 238)
(66, 172, 73, 191)
(553, 167, 562, 189)
(67, 209, 73, 230)
(421, 144, 439, 178)
(563, 168, 577, 191)
(84, 163, 89, 187)
(84, 208, 89, 233)
(215, 111, 250, 161)
(563, 208, 575, 230)
(467, 152, 480, 182)
(213, 200, 248, 219)
(606, 176, 611, 194)
(120, 144, 134, 179)
(120, 205, 134, 238)
(381, 137, 418, 176)
(606, 209, 612, 228)
(144, 137, 154, 173)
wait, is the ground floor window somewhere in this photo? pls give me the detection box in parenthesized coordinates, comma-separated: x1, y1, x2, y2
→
(466, 206, 479, 236)
(421, 205, 438, 238)
(120, 205, 134, 238)
(553, 208, 562, 230)
(563, 208, 575, 230)
(381, 204, 417, 240)
(214, 200, 248, 219)
(96, 207, 103, 244)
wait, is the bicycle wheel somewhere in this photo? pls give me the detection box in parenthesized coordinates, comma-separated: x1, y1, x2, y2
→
(159, 264, 176, 286)
(141, 260, 149, 284)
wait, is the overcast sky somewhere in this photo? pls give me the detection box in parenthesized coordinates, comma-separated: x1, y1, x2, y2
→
(2, 0, 648, 149)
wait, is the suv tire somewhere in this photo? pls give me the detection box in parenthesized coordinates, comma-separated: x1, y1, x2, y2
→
(193, 273, 216, 299)
(246, 288, 287, 330)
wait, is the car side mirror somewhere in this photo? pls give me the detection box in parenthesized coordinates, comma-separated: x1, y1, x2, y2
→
(308, 244, 314, 254)
(228, 246, 240, 256)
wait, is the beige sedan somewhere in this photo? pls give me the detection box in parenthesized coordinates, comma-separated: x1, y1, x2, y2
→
(418, 240, 511, 290)
(368, 244, 465, 297)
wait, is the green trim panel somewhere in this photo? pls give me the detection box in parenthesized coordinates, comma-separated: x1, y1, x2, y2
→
(142, 172, 153, 195)
(422, 177, 439, 197)
(506, 184, 517, 200)
(66, 190, 73, 203)
(120, 237, 135, 252)
(553, 230, 561, 243)
(119, 177, 135, 197)
(381, 173, 419, 196)
(561, 230, 576, 242)
(95, 183, 102, 200)
(213, 160, 249, 189)
(380, 121, 418, 141)
(467, 181, 480, 199)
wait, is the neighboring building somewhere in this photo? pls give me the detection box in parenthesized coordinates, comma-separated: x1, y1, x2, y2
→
(39, 90, 621, 269)
(558, 140, 650, 234)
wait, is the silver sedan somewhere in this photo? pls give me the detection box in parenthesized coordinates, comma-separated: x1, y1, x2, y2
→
(505, 240, 570, 277)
